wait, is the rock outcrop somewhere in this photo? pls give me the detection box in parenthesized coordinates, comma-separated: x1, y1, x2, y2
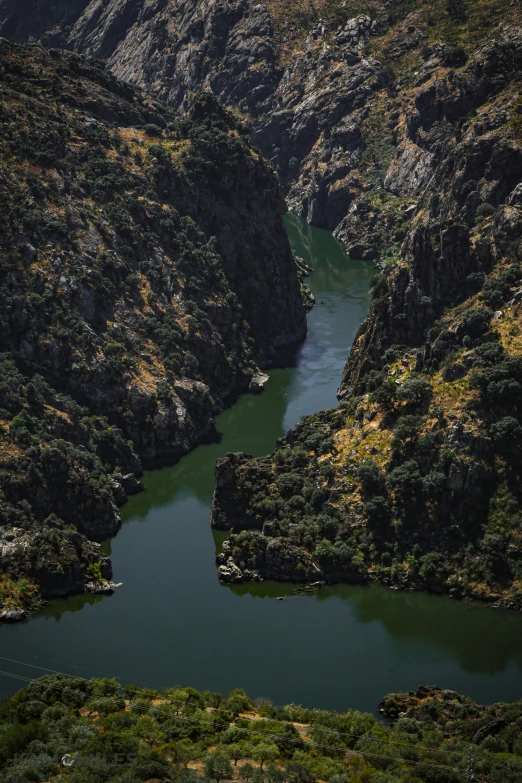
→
(2, 1, 522, 612)
(0, 39, 305, 617)
(0, 0, 280, 114)
(210, 20, 522, 609)
(2, 1, 521, 261)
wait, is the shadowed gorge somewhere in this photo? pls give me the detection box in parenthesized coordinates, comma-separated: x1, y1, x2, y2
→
(1, 217, 521, 728)
(0, 4, 521, 780)
(6, 0, 522, 608)
(0, 40, 306, 619)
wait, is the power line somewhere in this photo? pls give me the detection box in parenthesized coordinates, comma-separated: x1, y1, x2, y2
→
(0, 666, 468, 778)
(0, 664, 514, 783)
(0, 655, 473, 758)
(0, 653, 517, 780)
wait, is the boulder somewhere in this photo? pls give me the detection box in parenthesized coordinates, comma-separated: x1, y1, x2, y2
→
(121, 474, 145, 495)
(0, 608, 26, 622)
(249, 372, 270, 394)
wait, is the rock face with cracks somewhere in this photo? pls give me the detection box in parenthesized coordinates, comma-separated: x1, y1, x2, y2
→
(210, 19, 522, 609)
(0, 39, 306, 617)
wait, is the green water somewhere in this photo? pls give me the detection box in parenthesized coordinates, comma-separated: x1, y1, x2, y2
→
(1, 214, 522, 714)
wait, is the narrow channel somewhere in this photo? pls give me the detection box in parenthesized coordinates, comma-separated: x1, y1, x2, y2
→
(1, 215, 521, 713)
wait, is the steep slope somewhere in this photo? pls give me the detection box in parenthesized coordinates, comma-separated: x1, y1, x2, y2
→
(0, 0, 91, 46)
(0, 0, 280, 114)
(211, 26, 522, 610)
(3, 1, 522, 610)
(0, 39, 306, 619)
(1, 0, 520, 253)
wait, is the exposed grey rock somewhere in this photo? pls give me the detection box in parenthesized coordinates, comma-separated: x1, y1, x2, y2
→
(0, 608, 26, 622)
(121, 473, 145, 495)
(84, 580, 122, 594)
(249, 372, 270, 394)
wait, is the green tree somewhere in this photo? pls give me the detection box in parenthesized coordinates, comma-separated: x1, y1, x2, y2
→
(285, 760, 316, 783)
(490, 416, 522, 454)
(171, 740, 204, 768)
(242, 762, 255, 783)
(392, 415, 423, 452)
(386, 460, 422, 507)
(370, 379, 397, 411)
(204, 751, 234, 782)
(226, 741, 251, 765)
(357, 460, 386, 496)
(363, 496, 391, 527)
(253, 742, 279, 769)
(396, 378, 431, 406)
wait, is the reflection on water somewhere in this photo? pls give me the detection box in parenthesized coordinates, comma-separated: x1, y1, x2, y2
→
(1, 214, 521, 714)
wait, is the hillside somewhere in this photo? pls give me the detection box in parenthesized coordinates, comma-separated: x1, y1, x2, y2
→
(208, 9, 522, 607)
(0, 0, 520, 247)
(0, 39, 306, 620)
(2, 2, 522, 609)
(0, 675, 521, 783)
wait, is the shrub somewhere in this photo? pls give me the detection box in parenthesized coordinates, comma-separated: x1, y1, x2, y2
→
(460, 307, 493, 340)
(470, 355, 522, 409)
(490, 416, 522, 453)
(383, 346, 399, 363)
(370, 379, 397, 410)
(369, 273, 387, 299)
(476, 202, 495, 220)
(386, 460, 422, 506)
(391, 415, 423, 451)
(364, 370, 385, 392)
(363, 496, 391, 526)
(422, 471, 446, 499)
(357, 460, 386, 495)
(276, 473, 304, 499)
(419, 551, 446, 583)
(474, 343, 506, 366)
(143, 123, 163, 136)
(204, 751, 234, 782)
(480, 277, 510, 309)
(396, 378, 431, 406)
(467, 272, 485, 293)
(156, 379, 172, 401)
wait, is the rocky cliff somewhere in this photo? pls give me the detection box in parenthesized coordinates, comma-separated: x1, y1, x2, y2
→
(1, 1, 520, 253)
(3, 0, 522, 610)
(0, 0, 280, 113)
(210, 13, 522, 609)
(0, 39, 306, 619)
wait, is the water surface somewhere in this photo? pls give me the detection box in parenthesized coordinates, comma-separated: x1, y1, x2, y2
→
(1, 214, 521, 714)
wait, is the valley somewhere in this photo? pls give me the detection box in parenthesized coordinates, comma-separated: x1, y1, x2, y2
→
(0, 3, 521, 781)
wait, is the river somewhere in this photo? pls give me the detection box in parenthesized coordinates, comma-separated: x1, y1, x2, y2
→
(1, 214, 521, 714)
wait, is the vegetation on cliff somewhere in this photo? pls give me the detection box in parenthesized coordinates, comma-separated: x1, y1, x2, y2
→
(211, 10, 522, 609)
(0, 675, 521, 783)
(0, 39, 306, 618)
(2, 2, 522, 613)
